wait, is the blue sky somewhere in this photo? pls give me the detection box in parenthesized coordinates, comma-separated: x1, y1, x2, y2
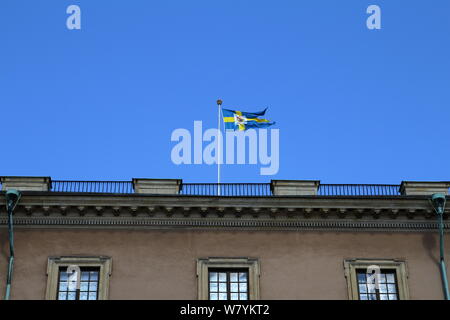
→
(1, 0, 449, 183)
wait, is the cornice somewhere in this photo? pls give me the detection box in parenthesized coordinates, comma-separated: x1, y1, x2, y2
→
(0, 193, 447, 232)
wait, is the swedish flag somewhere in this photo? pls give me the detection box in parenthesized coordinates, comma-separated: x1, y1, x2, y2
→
(222, 108, 275, 131)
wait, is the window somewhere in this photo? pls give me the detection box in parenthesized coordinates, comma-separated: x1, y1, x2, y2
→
(344, 259, 409, 300)
(356, 269, 398, 300)
(57, 267, 100, 300)
(208, 269, 249, 300)
(46, 256, 112, 300)
(197, 258, 260, 300)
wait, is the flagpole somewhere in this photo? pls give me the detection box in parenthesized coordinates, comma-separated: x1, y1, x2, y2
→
(216, 99, 223, 196)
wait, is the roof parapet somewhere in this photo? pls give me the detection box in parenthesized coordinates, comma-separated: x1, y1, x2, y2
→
(400, 181, 450, 196)
(271, 180, 320, 196)
(0, 176, 52, 192)
(132, 178, 182, 195)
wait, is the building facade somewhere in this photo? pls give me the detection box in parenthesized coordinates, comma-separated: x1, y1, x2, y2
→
(0, 176, 449, 300)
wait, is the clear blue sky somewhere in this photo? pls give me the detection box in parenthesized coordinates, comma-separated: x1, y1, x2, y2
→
(1, 0, 449, 183)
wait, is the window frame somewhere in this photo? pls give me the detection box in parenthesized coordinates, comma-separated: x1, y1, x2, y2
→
(208, 268, 249, 300)
(344, 259, 409, 300)
(355, 268, 399, 300)
(56, 266, 101, 300)
(46, 256, 112, 300)
(197, 257, 260, 300)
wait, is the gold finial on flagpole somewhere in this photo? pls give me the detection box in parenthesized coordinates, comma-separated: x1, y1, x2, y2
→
(217, 99, 223, 106)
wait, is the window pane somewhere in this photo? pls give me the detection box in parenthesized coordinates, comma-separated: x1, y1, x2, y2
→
(389, 294, 398, 300)
(359, 284, 367, 293)
(357, 273, 366, 283)
(230, 273, 238, 282)
(378, 274, 387, 283)
(81, 272, 89, 281)
(219, 293, 227, 300)
(89, 282, 98, 291)
(368, 293, 377, 300)
(80, 282, 89, 291)
(380, 294, 389, 300)
(360, 294, 368, 300)
(58, 292, 67, 300)
(239, 273, 247, 281)
(239, 293, 248, 300)
(67, 292, 76, 300)
(59, 272, 68, 281)
(218, 273, 227, 282)
(90, 272, 99, 281)
(230, 283, 238, 292)
(88, 292, 97, 300)
(379, 284, 387, 293)
(59, 282, 68, 291)
(209, 272, 217, 282)
(210, 293, 218, 300)
(210, 283, 218, 292)
(239, 283, 248, 292)
(387, 284, 397, 293)
(230, 293, 239, 300)
(80, 292, 88, 300)
(219, 283, 227, 292)
(68, 280, 77, 291)
(386, 273, 396, 283)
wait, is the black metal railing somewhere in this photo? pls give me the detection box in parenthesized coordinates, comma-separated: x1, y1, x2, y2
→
(318, 184, 401, 196)
(180, 183, 272, 196)
(47, 180, 402, 197)
(51, 181, 134, 194)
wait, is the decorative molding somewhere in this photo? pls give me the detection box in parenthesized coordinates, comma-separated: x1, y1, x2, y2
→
(0, 192, 447, 232)
(1, 216, 448, 232)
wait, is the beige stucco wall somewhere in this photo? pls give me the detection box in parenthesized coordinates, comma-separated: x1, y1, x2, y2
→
(0, 229, 447, 300)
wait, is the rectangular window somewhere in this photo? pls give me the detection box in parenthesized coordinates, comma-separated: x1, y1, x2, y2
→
(57, 267, 100, 300)
(356, 269, 399, 300)
(344, 259, 409, 300)
(208, 269, 249, 300)
(197, 258, 260, 300)
(46, 256, 112, 300)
